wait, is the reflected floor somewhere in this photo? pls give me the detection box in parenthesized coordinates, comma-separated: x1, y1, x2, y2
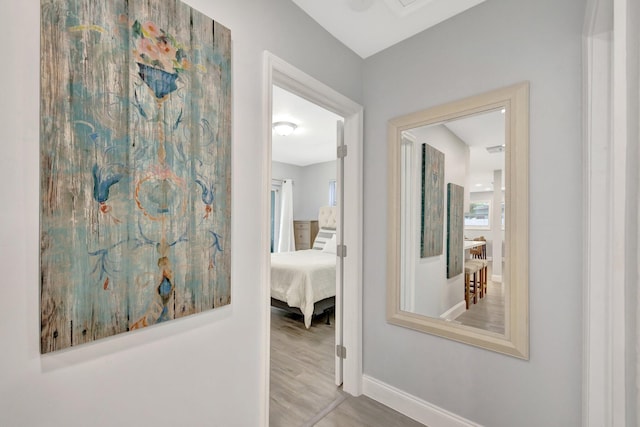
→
(454, 264, 505, 334)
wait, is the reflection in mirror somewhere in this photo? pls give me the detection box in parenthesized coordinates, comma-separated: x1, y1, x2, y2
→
(387, 83, 529, 359)
(400, 109, 505, 333)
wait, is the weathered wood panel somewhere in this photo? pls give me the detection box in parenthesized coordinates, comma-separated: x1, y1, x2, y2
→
(40, 0, 232, 353)
(446, 183, 464, 278)
(420, 143, 444, 258)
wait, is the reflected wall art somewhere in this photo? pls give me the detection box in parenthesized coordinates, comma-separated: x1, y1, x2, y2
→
(40, 0, 232, 353)
(446, 183, 464, 278)
(420, 143, 444, 258)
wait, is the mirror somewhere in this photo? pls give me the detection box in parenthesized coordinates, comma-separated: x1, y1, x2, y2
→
(387, 83, 529, 359)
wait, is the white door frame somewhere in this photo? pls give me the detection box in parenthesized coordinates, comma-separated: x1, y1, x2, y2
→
(260, 51, 364, 425)
(583, 0, 638, 425)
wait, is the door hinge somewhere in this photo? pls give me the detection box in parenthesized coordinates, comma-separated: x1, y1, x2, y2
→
(337, 244, 347, 258)
(337, 145, 348, 158)
(336, 344, 347, 359)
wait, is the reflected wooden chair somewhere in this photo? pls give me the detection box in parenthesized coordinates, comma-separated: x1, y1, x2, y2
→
(467, 259, 487, 298)
(464, 262, 481, 309)
(468, 237, 488, 297)
(470, 236, 486, 259)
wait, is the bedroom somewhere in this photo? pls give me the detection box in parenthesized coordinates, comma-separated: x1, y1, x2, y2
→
(269, 85, 345, 425)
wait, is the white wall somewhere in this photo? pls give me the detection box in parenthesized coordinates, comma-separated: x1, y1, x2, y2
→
(0, 0, 362, 426)
(412, 126, 468, 318)
(626, 1, 640, 424)
(362, 0, 585, 425)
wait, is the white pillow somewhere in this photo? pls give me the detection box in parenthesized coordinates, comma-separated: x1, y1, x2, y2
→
(312, 227, 336, 250)
(322, 234, 337, 254)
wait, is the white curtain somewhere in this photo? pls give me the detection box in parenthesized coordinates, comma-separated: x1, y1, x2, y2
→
(277, 179, 295, 252)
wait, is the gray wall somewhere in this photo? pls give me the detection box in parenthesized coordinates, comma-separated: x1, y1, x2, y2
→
(362, 0, 585, 425)
(272, 160, 336, 221)
(299, 160, 337, 220)
(0, 0, 362, 425)
(413, 126, 468, 318)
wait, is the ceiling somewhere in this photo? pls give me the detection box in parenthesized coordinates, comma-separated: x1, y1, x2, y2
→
(273, 0, 497, 177)
(272, 84, 505, 191)
(290, 0, 486, 58)
(408, 109, 506, 192)
(272, 86, 342, 167)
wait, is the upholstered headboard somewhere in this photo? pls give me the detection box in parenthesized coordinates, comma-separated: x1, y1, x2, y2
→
(318, 206, 337, 229)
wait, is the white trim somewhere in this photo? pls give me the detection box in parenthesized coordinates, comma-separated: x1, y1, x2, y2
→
(387, 82, 529, 359)
(261, 52, 364, 425)
(362, 375, 480, 427)
(491, 274, 502, 283)
(439, 301, 466, 321)
(582, 0, 635, 425)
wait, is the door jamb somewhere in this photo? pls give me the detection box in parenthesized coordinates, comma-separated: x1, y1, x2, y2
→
(260, 51, 364, 425)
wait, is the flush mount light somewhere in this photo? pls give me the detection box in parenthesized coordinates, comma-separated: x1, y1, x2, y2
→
(486, 144, 505, 154)
(273, 121, 298, 136)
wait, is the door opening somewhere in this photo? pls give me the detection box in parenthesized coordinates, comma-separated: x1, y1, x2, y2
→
(261, 52, 364, 425)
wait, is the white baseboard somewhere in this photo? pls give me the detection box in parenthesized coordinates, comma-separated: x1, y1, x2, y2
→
(362, 375, 480, 427)
(439, 301, 466, 321)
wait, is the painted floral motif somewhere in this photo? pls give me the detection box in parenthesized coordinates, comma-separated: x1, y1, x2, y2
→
(132, 20, 192, 99)
(40, 0, 232, 353)
(132, 20, 189, 74)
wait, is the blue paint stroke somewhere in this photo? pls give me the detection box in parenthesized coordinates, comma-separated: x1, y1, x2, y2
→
(88, 240, 126, 281)
(195, 174, 214, 205)
(168, 232, 188, 247)
(133, 88, 148, 119)
(92, 164, 124, 204)
(133, 220, 188, 249)
(157, 306, 170, 323)
(208, 231, 223, 267)
(174, 109, 183, 130)
(137, 63, 178, 99)
(158, 276, 172, 298)
(200, 118, 215, 146)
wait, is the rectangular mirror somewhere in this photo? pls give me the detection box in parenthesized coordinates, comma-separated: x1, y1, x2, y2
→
(387, 82, 529, 359)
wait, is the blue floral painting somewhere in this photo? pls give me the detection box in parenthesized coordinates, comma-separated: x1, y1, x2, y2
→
(40, 0, 232, 353)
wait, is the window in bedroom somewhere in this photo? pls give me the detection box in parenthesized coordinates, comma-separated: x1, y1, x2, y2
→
(271, 180, 282, 252)
(329, 179, 337, 206)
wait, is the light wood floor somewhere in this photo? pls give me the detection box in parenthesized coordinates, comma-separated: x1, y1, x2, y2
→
(454, 264, 505, 334)
(270, 308, 425, 427)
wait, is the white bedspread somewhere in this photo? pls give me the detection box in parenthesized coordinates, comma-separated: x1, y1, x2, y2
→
(270, 250, 336, 328)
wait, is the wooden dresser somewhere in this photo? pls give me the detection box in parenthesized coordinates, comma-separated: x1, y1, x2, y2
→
(293, 220, 319, 250)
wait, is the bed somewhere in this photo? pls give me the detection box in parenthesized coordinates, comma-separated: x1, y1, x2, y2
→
(270, 206, 337, 328)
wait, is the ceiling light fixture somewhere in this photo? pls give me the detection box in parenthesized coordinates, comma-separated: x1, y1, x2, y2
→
(486, 144, 505, 154)
(273, 121, 298, 136)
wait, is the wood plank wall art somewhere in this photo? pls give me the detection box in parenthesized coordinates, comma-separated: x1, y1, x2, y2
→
(446, 183, 464, 278)
(40, 0, 232, 353)
(420, 143, 444, 258)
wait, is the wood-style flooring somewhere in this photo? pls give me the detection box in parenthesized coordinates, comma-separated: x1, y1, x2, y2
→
(270, 308, 425, 427)
(454, 264, 505, 334)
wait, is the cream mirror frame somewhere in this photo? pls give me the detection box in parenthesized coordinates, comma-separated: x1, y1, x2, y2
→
(387, 82, 529, 359)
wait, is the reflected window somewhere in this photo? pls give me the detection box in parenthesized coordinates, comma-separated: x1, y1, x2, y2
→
(464, 201, 490, 229)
